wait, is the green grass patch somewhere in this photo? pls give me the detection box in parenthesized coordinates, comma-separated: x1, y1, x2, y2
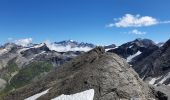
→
(10, 61, 53, 88)
(0, 61, 53, 97)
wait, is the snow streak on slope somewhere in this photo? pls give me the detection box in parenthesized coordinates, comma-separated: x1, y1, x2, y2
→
(159, 72, 170, 84)
(148, 72, 170, 86)
(105, 47, 118, 51)
(25, 89, 50, 100)
(149, 78, 157, 85)
(127, 51, 142, 62)
(52, 89, 95, 100)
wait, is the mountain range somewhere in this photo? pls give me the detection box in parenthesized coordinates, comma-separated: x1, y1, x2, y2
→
(0, 38, 170, 100)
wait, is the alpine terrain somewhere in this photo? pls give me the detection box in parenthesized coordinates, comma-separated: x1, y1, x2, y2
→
(1, 47, 169, 100)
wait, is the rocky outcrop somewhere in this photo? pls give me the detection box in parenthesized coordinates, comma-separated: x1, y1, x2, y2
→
(2, 47, 163, 100)
(150, 84, 170, 100)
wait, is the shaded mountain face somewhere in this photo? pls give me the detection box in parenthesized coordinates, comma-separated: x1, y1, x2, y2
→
(157, 42, 165, 47)
(108, 38, 159, 63)
(133, 39, 170, 86)
(2, 47, 163, 100)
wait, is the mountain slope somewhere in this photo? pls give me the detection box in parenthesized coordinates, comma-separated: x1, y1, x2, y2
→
(133, 39, 170, 86)
(108, 38, 158, 63)
(0, 43, 82, 95)
(2, 47, 163, 100)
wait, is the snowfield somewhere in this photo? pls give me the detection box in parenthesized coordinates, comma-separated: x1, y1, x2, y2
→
(24, 89, 94, 100)
(52, 89, 94, 100)
(25, 89, 50, 100)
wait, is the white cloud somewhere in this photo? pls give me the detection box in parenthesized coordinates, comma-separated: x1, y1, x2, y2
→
(15, 38, 33, 47)
(129, 29, 146, 35)
(107, 14, 170, 28)
(45, 40, 92, 52)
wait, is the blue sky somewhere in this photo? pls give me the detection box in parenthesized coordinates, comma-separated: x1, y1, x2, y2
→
(0, 0, 170, 45)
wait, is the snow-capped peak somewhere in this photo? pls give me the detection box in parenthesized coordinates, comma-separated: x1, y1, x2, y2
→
(69, 40, 74, 42)
(45, 40, 95, 52)
(31, 43, 45, 48)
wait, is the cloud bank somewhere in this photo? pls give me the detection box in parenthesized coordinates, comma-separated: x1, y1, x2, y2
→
(107, 14, 170, 28)
(15, 38, 32, 47)
(45, 40, 93, 52)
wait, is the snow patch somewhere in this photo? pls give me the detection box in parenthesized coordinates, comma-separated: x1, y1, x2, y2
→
(52, 89, 95, 100)
(127, 51, 142, 62)
(129, 45, 133, 48)
(17, 48, 30, 53)
(159, 72, 170, 84)
(70, 40, 74, 42)
(0, 49, 8, 55)
(149, 78, 157, 85)
(25, 89, 49, 100)
(105, 47, 118, 51)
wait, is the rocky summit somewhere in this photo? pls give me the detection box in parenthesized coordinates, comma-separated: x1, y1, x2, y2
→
(1, 47, 167, 100)
(108, 38, 158, 63)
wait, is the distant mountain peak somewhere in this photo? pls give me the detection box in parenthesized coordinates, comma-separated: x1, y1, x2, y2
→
(45, 40, 96, 52)
(69, 39, 74, 42)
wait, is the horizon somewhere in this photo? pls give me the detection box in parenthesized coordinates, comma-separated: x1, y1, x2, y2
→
(0, 38, 167, 47)
(0, 0, 170, 45)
